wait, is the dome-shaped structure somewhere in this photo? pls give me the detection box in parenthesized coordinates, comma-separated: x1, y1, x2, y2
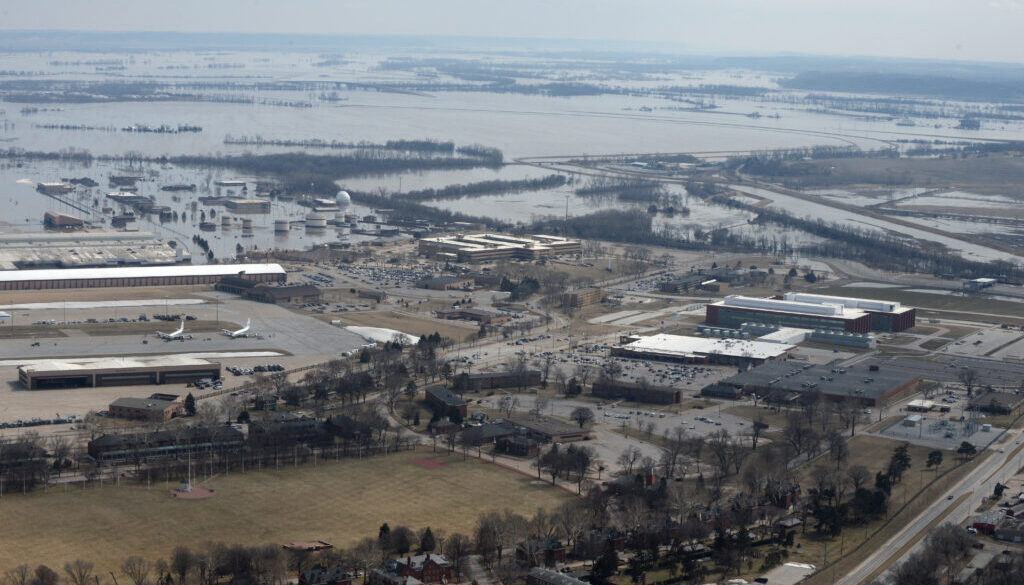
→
(335, 190, 351, 207)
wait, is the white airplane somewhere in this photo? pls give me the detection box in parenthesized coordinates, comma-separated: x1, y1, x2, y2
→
(222, 319, 252, 338)
(157, 320, 187, 341)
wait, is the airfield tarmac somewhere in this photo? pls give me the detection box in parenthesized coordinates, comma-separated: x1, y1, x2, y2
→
(0, 290, 367, 422)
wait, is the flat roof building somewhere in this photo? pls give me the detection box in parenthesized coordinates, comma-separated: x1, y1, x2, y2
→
(425, 386, 468, 417)
(507, 417, 587, 443)
(782, 292, 916, 332)
(109, 394, 184, 421)
(417, 276, 475, 290)
(0, 263, 285, 290)
(43, 210, 85, 229)
(562, 288, 602, 308)
(715, 360, 920, 406)
(19, 356, 221, 390)
(224, 199, 271, 213)
(418, 233, 581, 263)
(216, 277, 321, 304)
(611, 333, 793, 366)
(436, 307, 511, 324)
(87, 426, 244, 464)
(707, 295, 873, 333)
(0, 230, 184, 270)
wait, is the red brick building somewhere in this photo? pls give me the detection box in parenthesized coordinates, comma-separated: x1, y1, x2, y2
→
(384, 555, 452, 584)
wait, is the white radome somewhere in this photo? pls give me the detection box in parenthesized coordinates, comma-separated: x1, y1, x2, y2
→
(335, 190, 351, 207)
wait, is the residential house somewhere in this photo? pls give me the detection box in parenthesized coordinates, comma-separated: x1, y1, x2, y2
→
(526, 567, 588, 585)
(387, 555, 452, 584)
(517, 538, 567, 567)
(299, 565, 353, 585)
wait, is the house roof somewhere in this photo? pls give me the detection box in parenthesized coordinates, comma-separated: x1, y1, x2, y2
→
(255, 284, 320, 299)
(425, 386, 467, 407)
(392, 554, 451, 570)
(528, 568, 588, 585)
(109, 397, 178, 412)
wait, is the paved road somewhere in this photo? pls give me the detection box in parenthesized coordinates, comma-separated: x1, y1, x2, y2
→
(836, 427, 1024, 585)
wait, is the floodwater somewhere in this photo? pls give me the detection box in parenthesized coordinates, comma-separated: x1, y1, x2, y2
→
(2, 48, 1024, 262)
(730, 184, 1024, 264)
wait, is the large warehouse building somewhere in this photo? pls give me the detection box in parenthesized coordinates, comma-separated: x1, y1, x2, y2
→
(711, 360, 921, 406)
(0, 231, 184, 270)
(18, 356, 221, 389)
(0, 263, 285, 290)
(706, 295, 873, 333)
(782, 293, 916, 332)
(418, 233, 581, 262)
(610, 333, 793, 366)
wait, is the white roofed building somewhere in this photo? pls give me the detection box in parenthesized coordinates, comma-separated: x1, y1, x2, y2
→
(611, 333, 793, 366)
(0, 263, 285, 290)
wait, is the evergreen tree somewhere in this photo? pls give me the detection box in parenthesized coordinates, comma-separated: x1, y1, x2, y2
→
(420, 527, 436, 553)
(184, 393, 196, 416)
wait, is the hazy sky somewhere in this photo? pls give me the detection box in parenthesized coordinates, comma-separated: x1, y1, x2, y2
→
(2, 0, 1022, 62)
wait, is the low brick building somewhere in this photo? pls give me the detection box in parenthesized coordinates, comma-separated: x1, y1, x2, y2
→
(562, 288, 602, 308)
(466, 370, 542, 390)
(592, 380, 682, 404)
(425, 386, 468, 418)
(385, 555, 452, 584)
(216, 276, 321, 304)
(436, 307, 511, 325)
(108, 393, 184, 421)
(417, 276, 474, 291)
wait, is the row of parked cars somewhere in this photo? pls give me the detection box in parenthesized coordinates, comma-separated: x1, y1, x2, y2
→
(0, 414, 77, 429)
(226, 364, 285, 376)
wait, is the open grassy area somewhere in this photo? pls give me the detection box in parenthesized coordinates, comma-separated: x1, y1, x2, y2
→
(815, 285, 1024, 321)
(792, 435, 976, 585)
(799, 450, 986, 585)
(322, 310, 476, 341)
(0, 450, 571, 573)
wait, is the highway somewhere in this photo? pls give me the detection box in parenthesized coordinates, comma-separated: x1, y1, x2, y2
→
(836, 427, 1024, 585)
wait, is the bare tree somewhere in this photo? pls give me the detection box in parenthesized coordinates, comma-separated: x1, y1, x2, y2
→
(847, 465, 870, 491)
(446, 533, 472, 578)
(121, 557, 152, 585)
(63, 560, 94, 585)
(958, 368, 978, 398)
(531, 397, 551, 419)
(2, 566, 31, 585)
(170, 547, 193, 585)
(617, 446, 642, 475)
(498, 395, 520, 418)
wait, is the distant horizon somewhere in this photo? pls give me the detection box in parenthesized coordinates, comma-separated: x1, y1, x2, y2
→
(1, 0, 1022, 64)
(0, 29, 1022, 69)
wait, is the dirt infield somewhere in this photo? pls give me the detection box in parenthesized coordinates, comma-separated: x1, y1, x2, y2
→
(172, 486, 216, 500)
(410, 458, 447, 469)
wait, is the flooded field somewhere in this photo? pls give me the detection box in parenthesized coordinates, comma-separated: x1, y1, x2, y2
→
(2, 45, 1024, 265)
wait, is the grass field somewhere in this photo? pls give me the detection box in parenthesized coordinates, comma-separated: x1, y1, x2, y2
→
(322, 310, 476, 341)
(790, 435, 962, 582)
(0, 450, 570, 573)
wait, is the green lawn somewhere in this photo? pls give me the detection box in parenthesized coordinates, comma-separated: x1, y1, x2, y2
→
(0, 450, 571, 573)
